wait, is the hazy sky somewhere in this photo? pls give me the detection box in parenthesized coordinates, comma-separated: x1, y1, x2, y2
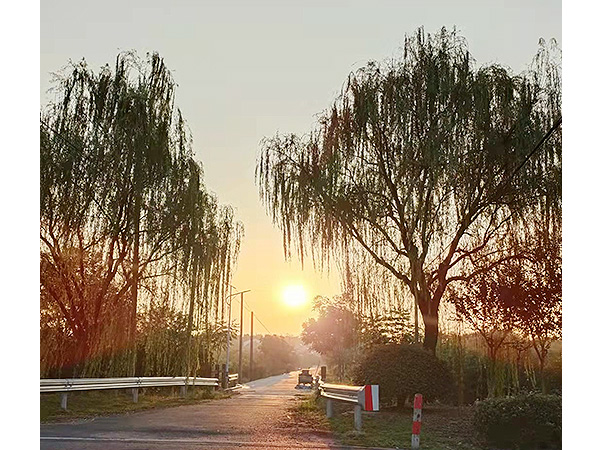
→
(40, 0, 561, 335)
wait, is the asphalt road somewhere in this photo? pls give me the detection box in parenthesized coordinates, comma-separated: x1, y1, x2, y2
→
(40, 371, 341, 450)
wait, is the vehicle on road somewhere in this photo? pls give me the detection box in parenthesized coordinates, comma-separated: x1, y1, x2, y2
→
(297, 369, 313, 387)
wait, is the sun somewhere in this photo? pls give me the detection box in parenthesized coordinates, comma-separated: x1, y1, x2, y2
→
(282, 284, 308, 308)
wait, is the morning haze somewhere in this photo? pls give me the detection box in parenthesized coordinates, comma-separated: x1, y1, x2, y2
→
(39, 1, 565, 448)
(41, 0, 560, 335)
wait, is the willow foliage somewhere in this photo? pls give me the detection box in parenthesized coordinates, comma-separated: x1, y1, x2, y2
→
(40, 52, 243, 377)
(257, 28, 561, 354)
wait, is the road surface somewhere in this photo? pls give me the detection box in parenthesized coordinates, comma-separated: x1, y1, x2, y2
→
(41, 371, 340, 449)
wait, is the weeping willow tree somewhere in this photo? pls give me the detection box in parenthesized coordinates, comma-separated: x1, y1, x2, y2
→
(256, 27, 561, 355)
(40, 51, 243, 377)
(176, 159, 243, 376)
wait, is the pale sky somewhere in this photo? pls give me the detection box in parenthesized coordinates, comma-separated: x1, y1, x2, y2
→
(40, 0, 562, 335)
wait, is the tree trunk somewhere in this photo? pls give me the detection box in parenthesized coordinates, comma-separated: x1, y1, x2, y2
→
(487, 356, 497, 398)
(185, 265, 198, 378)
(532, 338, 550, 395)
(538, 349, 548, 395)
(421, 308, 439, 355)
(457, 332, 465, 407)
(411, 261, 440, 355)
(129, 194, 141, 376)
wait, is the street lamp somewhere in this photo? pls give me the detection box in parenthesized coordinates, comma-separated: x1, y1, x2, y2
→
(225, 288, 250, 387)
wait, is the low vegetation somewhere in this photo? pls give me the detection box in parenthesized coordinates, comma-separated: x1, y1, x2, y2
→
(291, 391, 561, 449)
(473, 393, 561, 449)
(40, 387, 227, 423)
(353, 343, 455, 405)
(290, 394, 487, 450)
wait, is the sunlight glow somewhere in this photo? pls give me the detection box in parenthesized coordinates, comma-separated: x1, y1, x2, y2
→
(282, 284, 308, 308)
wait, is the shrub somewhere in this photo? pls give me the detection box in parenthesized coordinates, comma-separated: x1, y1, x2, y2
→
(352, 343, 455, 405)
(473, 393, 561, 449)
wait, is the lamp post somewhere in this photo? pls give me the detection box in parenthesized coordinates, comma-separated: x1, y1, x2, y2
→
(225, 288, 250, 388)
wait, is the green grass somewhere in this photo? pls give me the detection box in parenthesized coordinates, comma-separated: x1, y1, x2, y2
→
(290, 395, 488, 450)
(41, 387, 229, 423)
(288, 394, 332, 432)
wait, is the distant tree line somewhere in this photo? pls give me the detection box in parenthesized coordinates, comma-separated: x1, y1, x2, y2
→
(40, 52, 243, 378)
(224, 334, 319, 381)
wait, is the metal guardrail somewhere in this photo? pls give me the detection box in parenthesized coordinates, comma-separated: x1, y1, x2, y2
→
(319, 382, 362, 404)
(40, 376, 218, 392)
(40, 376, 220, 410)
(318, 381, 379, 431)
(222, 373, 240, 390)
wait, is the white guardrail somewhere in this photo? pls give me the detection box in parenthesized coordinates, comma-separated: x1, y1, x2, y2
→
(318, 382, 379, 431)
(40, 376, 221, 410)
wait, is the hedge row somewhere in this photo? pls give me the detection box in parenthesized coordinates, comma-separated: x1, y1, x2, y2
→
(473, 393, 562, 449)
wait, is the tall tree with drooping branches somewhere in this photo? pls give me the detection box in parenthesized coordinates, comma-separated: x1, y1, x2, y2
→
(256, 27, 561, 354)
(40, 51, 243, 377)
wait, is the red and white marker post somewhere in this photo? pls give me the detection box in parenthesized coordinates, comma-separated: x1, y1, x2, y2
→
(411, 393, 423, 449)
(362, 384, 379, 412)
(356, 384, 379, 431)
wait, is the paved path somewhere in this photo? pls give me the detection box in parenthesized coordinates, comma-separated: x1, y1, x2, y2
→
(40, 371, 340, 450)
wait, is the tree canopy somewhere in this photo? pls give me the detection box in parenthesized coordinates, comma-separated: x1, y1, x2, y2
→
(40, 52, 243, 377)
(257, 27, 561, 354)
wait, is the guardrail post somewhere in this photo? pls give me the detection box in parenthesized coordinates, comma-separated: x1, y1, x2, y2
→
(354, 404, 362, 431)
(132, 388, 139, 403)
(221, 363, 227, 388)
(60, 393, 68, 410)
(412, 393, 423, 449)
(321, 366, 326, 382)
(180, 385, 187, 398)
(326, 398, 333, 418)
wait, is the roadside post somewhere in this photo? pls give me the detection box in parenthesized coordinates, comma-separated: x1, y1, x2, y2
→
(354, 404, 362, 430)
(412, 393, 423, 449)
(326, 398, 334, 418)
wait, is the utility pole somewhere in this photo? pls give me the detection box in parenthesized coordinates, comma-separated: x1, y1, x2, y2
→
(225, 288, 249, 388)
(250, 311, 254, 381)
(238, 291, 244, 382)
(225, 285, 232, 388)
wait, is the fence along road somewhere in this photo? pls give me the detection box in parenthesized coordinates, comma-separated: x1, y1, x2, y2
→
(41, 371, 341, 450)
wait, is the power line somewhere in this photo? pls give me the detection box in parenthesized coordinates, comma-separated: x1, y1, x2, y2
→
(232, 296, 273, 335)
(423, 116, 562, 273)
(501, 116, 562, 195)
(253, 315, 272, 335)
(242, 298, 273, 335)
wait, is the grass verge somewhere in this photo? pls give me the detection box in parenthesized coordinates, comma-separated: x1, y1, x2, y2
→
(286, 393, 331, 433)
(290, 394, 487, 450)
(41, 387, 230, 423)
